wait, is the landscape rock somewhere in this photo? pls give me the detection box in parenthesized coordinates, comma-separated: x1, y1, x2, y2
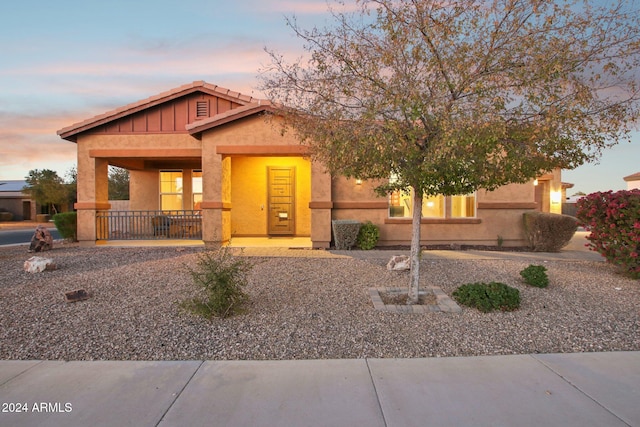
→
(23, 256, 57, 273)
(28, 225, 53, 252)
(387, 255, 411, 271)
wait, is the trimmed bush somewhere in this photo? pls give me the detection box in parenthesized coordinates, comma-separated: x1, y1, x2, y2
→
(523, 211, 578, 252)
(452, 282, 520, 313)
(181, 247, 252, 319)
(520, 264, 549, 288)
(332, 220, 361, 249)
(52, 212, 77, 241)
(576, 189, 640, 279)
(357, 221, 379, 250)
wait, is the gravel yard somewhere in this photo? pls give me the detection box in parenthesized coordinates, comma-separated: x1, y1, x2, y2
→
(1, 243, 638, 360)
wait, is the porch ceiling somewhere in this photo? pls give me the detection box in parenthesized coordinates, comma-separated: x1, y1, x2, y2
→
(89, 148, 201, 171)
(109, 158, 201, 171)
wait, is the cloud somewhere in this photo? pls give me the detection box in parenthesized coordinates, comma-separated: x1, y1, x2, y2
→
(258, 0, 360, 14)
(0, 111, 78, 179)
(0, 133, 76, 180)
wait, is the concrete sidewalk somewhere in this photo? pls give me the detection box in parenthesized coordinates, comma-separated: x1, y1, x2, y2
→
(1, 352, 638, 427)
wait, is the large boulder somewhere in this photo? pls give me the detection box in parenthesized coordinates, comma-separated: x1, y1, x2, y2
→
(29, 225, 53, 252)
(24, 256, 57, 273)
(387, 255, 411, 271)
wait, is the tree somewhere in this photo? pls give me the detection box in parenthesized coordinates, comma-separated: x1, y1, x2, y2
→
(108, 166, 130, 200)
(65, 166, 78, 206)
(23, 169, 69, 215)
(260, 0, 640, 303)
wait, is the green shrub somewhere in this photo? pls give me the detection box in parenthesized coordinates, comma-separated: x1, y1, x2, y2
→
(523, 212, 578, 252)
(576, 190, 640, 279)
(520, 264, 549, 288)
(357, 221, 379, 250)
(0, 211, 13, 221)
(181, 247, 252, 319)
(452, 282, 520, 313)
(52, 212, 77, 241)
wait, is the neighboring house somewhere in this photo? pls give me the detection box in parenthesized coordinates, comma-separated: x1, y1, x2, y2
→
(623, 172, 640, 190)
(57, 81, 563, 248)
(0, 180, 36, 221)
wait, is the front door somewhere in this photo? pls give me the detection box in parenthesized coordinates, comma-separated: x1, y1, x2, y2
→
(267, 167, 295, 235)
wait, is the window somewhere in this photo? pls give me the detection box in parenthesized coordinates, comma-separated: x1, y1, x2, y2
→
(192, 171, 202, 210)
(451, 194, 476, 217)
(388, 187, 476, 219)
(160, 171, 183, 210)
(389, 188, 445, 218)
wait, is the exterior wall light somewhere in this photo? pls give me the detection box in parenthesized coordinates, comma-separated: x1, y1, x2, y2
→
(533, 178, 538, 186)
(355, 179, 362, 185)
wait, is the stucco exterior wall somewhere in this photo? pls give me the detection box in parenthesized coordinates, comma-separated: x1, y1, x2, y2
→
(209, 115, 298, 147)
(129, 170, 159, 210)
(330, 176, 542, 247)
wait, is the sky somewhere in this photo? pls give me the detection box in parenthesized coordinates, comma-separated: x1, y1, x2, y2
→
(0, 0, 637, 195)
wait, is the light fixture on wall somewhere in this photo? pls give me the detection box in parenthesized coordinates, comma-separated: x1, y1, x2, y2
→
(550, 191, 562, 204)
(533, 178, 539, 186)
(355, 179, 362, 185)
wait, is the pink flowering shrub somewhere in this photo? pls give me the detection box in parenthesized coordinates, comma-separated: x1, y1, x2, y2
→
(576, 189, 640, 279)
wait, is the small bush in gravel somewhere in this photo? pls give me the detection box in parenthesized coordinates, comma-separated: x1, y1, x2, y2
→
(452, 282, 520, 313)
(523, 211, 578, 252)
(182, 247, 252, 319)
(520, 264, 549, 288)
(357, 221, 379, 250)
(52, 212, 77, 242)
(332, 220, 361, 249)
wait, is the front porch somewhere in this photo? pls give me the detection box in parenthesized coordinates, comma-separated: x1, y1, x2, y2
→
(96, 210, 202, 240)
(58, 81, 334, 248)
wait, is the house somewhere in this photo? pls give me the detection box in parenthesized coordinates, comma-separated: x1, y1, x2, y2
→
(623, 172, 640, 190)
(57, 81, 563, 248)
(0, 180, 36, 221)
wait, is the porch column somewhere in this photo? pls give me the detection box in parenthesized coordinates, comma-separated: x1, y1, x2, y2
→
(201, 144, 230, 245)
(75, 157, 110, 245)
(309, 160, 332, 248)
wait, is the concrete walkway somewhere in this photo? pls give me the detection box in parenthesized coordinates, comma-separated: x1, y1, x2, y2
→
(1, 352, 638, 427)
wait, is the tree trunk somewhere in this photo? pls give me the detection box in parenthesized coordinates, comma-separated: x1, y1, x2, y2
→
(408, 189, 423, 304)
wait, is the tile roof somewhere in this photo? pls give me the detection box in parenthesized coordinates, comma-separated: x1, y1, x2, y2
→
(623, 172, 640, 182)
(57, 81, 268, 141)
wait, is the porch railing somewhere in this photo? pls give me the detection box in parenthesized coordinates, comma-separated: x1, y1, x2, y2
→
(96, 210, 202, 240)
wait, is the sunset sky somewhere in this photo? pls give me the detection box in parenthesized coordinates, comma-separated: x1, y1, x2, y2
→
(1, 0, 638, 195)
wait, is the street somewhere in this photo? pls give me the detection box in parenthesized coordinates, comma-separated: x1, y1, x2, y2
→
(0, 228, 62, 246)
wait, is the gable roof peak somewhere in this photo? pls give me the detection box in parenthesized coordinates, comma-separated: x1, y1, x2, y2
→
(57, 81, 267, 141)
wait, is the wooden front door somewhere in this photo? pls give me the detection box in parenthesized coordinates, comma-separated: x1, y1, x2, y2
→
(267, 167, 295, 235)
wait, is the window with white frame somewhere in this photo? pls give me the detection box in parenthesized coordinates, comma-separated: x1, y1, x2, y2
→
(451, 194, 476, 217)
(192, 170, 202, 210)
(388, 177, 476, 219)
(160, 170, 183, 211)
(389, 188, 445, 218)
